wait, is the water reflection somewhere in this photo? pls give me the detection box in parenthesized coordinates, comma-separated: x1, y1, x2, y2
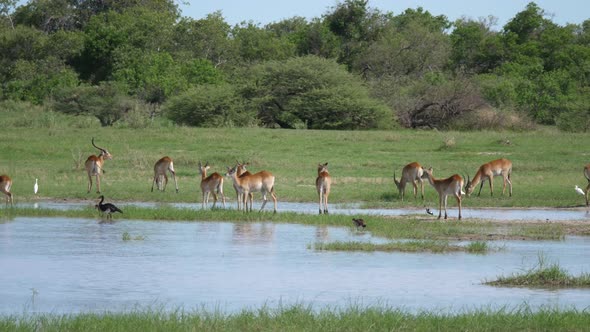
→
(0, 217, 589, 315)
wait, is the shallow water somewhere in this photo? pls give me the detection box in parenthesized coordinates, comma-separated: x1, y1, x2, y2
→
(1, 217, 589, 314)
(18, 200, 590, 221)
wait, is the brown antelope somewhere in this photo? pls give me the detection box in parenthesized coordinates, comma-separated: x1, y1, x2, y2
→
(151, 156, 179, 193)
(198, 161, 226, 209)
(394, 162, 428, 201)
(226, 164, 277, 213)
(423, 167, 464, 220)
(0, 175, 13, 206)
(583, 164, 590, 206)
(316, 162, 331, 214)
(465, 158, 512, 197)
(232, 161, 253, 211)
(85, 138, 112, 193)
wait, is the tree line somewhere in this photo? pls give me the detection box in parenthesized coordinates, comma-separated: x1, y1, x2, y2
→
(1, 0, 589, 131)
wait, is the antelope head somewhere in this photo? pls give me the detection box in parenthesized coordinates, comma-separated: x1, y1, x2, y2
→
(393, 171, 401, 190)
(464, 174, 472, 196)
(317, 162, 329, 174)
(92, 137, 112, 160)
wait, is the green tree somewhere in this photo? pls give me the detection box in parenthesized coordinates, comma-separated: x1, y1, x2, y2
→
(231, 22, 296, 63)
(450, 17, 504, 73)
(172, 12, 233, 66)
(244, 55, 392, 129)
(77, 6, 176, 83)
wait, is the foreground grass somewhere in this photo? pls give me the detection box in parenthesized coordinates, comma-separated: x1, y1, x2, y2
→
(486, 261, 590, 288)
(312, 240, 491, 254)
(1, 205, 581, 240)
(1, 305, 589, 332)
(1, 108, 590, 209)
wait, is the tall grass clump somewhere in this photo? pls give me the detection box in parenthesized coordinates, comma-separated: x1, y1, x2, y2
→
(486, 255, 590, 288)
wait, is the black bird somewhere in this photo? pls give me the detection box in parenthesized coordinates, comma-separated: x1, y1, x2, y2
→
(95, 195, 123, 219)
(352, 218, 367, 228)
(426, 208, 434, 215)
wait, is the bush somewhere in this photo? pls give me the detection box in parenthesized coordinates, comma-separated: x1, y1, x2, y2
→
(449, 105, 536, 131)
(51, 82, 134, 126)
(165, 84, 255, 127)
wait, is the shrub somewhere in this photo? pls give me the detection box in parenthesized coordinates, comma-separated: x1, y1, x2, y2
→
(165, 84, 255, 127)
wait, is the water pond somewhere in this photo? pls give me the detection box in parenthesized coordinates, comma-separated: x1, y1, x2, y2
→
(1, 216, 589, 314)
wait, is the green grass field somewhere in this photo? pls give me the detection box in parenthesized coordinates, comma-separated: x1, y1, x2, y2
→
(1, 109, 589, 209)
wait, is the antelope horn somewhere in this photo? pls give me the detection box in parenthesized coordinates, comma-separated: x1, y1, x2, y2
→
(91, 137, 106, 152)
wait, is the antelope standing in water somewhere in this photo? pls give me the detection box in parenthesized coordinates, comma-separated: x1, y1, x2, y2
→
(198, 161, 226, 209)
(0, 175, 13, 206)
(465, 158, 512, 197)
(423, 167, 464, 220)
(226, 164, 277, 213)
(394, 162, 428, 201)
(85, 138, 112, 193)
(315, 162, 331, 214)
(151, 156, 179, 193)
(232, 161, 253, 211)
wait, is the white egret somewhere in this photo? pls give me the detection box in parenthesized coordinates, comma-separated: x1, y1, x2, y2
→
(575, 185, 585, 196)
(34, 178, 38, 195)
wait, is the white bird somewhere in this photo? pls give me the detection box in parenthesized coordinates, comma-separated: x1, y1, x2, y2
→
(575, 185, 585, 196)
(34, 178, 38, 195)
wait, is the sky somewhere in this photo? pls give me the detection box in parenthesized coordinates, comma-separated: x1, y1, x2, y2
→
(178, 0, 589, 29)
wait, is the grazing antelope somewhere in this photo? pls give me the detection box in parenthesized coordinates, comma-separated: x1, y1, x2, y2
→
(226, 164, 277, 213)
(0, 175, 13, 206)
(465, 158, 512, 197)
(95, 195, 123, 219)
(394, 162, 428, 201)
(423, 167, 464, 220)
(233, 161, 253, 211)
(198, 161, 226, 209)
(151, 156, 179, 193)
(316, 162, 331, 214)
(85, 138, 112, 193)
(584, 164, 590, 206)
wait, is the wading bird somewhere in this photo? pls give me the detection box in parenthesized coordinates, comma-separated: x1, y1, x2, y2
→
(352, 218, 367, 228)
(575, 185, 585, 196)
(95, 195, 123, 219)
(34, 178, 38, 195)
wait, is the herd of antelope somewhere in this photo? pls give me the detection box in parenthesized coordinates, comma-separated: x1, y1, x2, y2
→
(394, 158, 513, 220)
(1, 138, 590, 220)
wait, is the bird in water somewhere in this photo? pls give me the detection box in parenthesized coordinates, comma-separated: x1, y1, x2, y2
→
(426, 208, 434, 215)
(34, 178, 38, 196)
(352, 218, 367, 228)
(575, 185, 585, 196)
(95, 195, 123, 219)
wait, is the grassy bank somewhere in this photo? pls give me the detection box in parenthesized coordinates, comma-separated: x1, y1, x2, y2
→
(1, 108, 590, 209)
(1, 305, 589, 332)
(3, 206, 587, 240)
